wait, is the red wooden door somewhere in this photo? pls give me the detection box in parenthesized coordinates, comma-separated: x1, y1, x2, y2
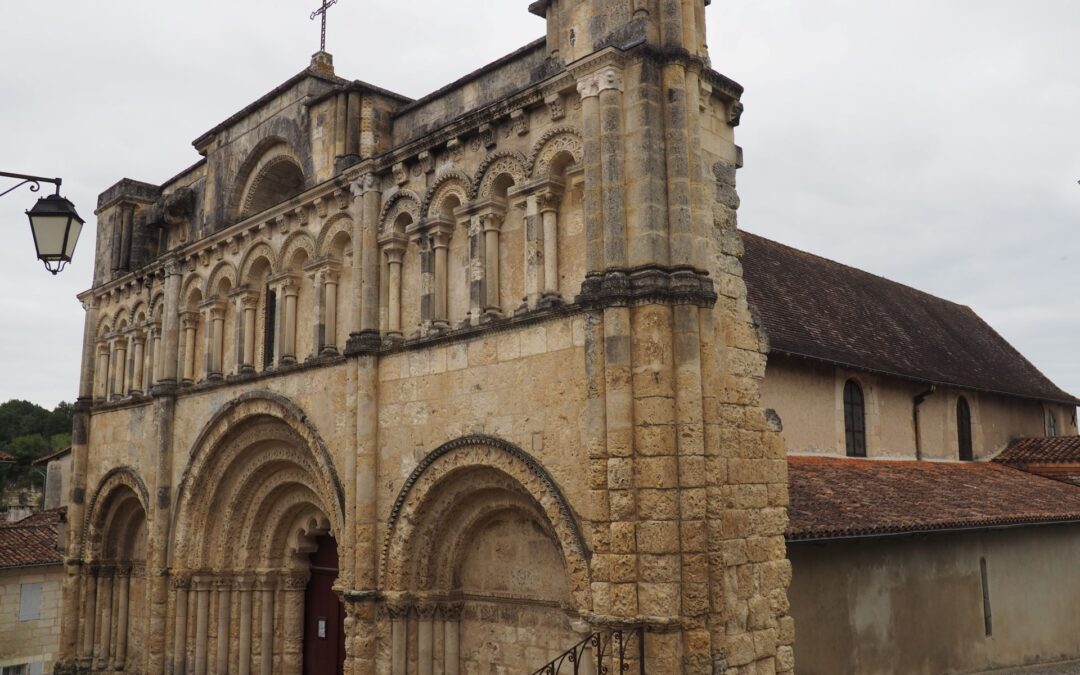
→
(304, 535, 345, 675)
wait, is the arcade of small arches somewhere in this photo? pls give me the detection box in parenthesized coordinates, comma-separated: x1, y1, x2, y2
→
(73, 396, 589, 675)
(90, 129, 583, 400)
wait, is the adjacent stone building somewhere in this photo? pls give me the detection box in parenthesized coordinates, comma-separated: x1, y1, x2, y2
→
(60, 3, 792, 675)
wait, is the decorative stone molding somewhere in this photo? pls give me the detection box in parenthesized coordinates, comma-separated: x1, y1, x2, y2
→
(728, 100, 745, 127)
(418, 151, 435, 175)
(577, 266, 718, 309)
(393, 162, 408, 186)
(478, 123, 496, 150)
(544, 93, 566, 121)
(510, 109, 529, 137)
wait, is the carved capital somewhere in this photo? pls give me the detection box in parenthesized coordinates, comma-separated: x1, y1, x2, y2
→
(351, 172, 380, 197)
(282, 572, 310, 591)
(384, 602, 412, 620)
(171, 574, 193, 590)
(439, 603, 464, 622)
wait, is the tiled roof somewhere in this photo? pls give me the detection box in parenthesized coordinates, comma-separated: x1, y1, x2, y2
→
(995, 437, 1080, 464)
(0, 450, 13, 462)
(32, 446, 71, 466)
(741, 231, 1080, 405)
(786, 456, 1080, 541)
(0, 508, 64, 569)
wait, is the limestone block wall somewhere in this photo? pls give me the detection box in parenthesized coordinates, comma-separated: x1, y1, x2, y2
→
(0, 567, 64, 673)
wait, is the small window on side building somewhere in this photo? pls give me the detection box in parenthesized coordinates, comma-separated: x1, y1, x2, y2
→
(957, 396, 973, 461)
(844, 379, 867, 457)
(18, 582, 42, 621)
(1046, 410, 1058, 437)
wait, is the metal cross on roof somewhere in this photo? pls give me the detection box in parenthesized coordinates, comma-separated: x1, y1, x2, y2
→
(310, 0, 340, 53)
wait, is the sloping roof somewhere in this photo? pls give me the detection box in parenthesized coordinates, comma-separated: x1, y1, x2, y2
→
(995, 437, 1080, 465)
(786, 456, 1080, 541)
(740, 231, 1079, 406)
(32, 446, 71, 466)
(0, 508, 64, 569)
(0, 450, 13, 462)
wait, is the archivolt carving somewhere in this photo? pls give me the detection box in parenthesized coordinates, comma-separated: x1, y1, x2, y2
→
(205, 261, 238, 297)
(148, 292, 165, 320)
(378, 190, 422, 234)
(471, 151, 529, 200)
(382, 435, 591, 608)
(317, 213, 354, 258)
(128, 301, 148, 327)
(238, 241, 278, 285)
(231, 138, 305, 222)
(279, 231, 317, 269)
(422, 171, 472, 218)
(81, 466, 151, 560)
(528, 126, 583, 178)
(180, 273, 205, 308)
(169, 391, 346, 569)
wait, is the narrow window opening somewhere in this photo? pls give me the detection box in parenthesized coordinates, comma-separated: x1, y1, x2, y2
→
(844, 380, 867, 457)
(1046, 410, 1058, 437)
(263, 284, 277, 370)
(980, 556, 993, 637)
(957, 397, 973, 461)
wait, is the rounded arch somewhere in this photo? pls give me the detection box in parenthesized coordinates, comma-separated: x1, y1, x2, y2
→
(205, 261, 238, 299)
(148, 292, 166, 321)
(378, 190, 422, 235)
(382, 435, 590, 608)
(96, 313, 113, 339)
(230, 137, 307, 222)
(471, 151, 528, 200)
(128, 301, 148, 328)
(317, 213, 354, 258)
(81, 466, 151, 560)
(238, 241, 278, 285)
(528, 126, 583, 178)
(279, 231, 317, 271)
(422, 171, 472, 218)
(180, 273, 205, 309)
(169, 391, 346, 569)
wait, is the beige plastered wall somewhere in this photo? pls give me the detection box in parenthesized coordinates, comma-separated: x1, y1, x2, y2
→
(761, 355, 1077, 460)
(788, 523, 1080, 675)
(0, 566, 64, 671)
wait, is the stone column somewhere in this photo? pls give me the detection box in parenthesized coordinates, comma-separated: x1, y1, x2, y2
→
(95, 345, 110, 401)
(181, 312, 198, 384)
(237, 578, 255, 675)
(194, 577, 212, 675)
(322, 268, 341, 354)
(598, 65, 628, 269)
(113, 340, 128, 399)
(430, 224, 452, 331)
(240, 293, 258, 373)
(357, 173, 382, 341)
(161, 263, 183, 384)
(516, 190, 542, 311)
(384, 244, 405, 338)
(96, 566, 115, 669)
(78, 300, 98, 401)
(216, 578, 232, 675)
(281, 277, 299, 365)
(130, 334, 146, 396)
(441, 604, 462, 675)
(389, 604, 409, 675)
(466, 213, 485, 326)
(173, 575, 192, 675)
(538, 188, 563, 302)
(259, 578, 275, 675)
(112, 566, 132, 669)
(481, 211, 504, 319)
(417, 232, 434, 332)
(281, 573, 308, 675)
(79, 567, 99, 666)
(417, 604, 435, 675)
(151, 322, 163, 385)
(209, 303, 226, 380)
(577, 75, 604, 275)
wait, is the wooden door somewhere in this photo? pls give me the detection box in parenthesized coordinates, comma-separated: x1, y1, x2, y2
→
(304, 535, 345, 675)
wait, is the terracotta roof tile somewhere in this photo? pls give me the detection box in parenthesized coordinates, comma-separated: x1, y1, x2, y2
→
(0, 508, 64, 569)
(787, 456, 1080, 541)
(0, 450, 14, 462)
(995, 437, 1080, 464)
(741, 231, 1079, 405)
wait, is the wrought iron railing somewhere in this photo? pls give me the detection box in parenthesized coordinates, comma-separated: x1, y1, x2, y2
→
(529, 626, 645, 675)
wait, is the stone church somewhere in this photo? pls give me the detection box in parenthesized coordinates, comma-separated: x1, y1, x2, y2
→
(56, 1, 1080, 674)
(60, 2, 793, 675)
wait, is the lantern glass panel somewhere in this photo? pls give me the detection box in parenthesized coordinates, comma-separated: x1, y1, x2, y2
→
(30, 214, 71, 260)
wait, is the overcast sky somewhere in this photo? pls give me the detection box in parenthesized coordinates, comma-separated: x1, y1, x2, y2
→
(1, 1, 1077, 408)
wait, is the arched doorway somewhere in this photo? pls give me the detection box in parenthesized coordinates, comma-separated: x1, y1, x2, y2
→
(170, 393, 347, 675)
(304, 535, 345, 675)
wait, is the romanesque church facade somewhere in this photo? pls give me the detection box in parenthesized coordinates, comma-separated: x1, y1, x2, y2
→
(59, 3, 793, 675)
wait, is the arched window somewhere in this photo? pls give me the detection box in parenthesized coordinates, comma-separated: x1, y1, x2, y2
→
(843, 379, 867, 457)
(957, 396, 973, 461)
(262, 283, 277, 370)
(1046, 409, 1058, 438)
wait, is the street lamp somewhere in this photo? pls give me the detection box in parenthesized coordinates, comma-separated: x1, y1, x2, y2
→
(1, 171, 85, 274)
